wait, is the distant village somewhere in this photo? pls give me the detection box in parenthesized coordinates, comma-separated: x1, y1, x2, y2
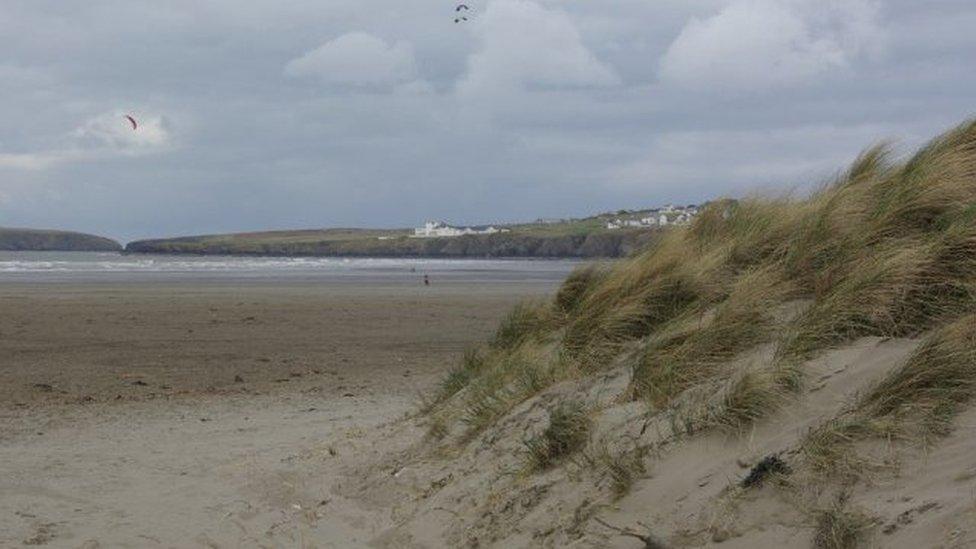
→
(603, 203, 699, 230)
(412, 221, 509, 238)
(408, 203, 701, 239)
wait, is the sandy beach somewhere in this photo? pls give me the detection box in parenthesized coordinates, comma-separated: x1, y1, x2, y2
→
(0, 275, 560, 547)
(0, 278, 554, 410)
(4, 241, 976, 549)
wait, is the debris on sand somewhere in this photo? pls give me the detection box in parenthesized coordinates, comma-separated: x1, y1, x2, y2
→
(234, 375, 245, 383)
(32, 383, 54, 392)
(131, 380, 149, 386)
(741, 455, 791, 488)
(22, 522, 57, 546)
(593, 517, 669, 548)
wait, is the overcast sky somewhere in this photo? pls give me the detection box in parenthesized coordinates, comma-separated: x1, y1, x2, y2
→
(0, 0, 973, 241)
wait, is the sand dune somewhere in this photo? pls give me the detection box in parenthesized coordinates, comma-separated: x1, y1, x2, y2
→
(334, 336, 976, 548)
(7, 333, 970, 547)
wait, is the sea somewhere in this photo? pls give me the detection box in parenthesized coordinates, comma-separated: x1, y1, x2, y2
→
(0, 251, 582, 284)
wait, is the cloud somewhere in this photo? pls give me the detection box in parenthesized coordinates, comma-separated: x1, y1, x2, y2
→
(659, 0, 885, 90)
(0, 153, 58, 171)
(0, 1, 973, 241)
(284, 32, 419, 87)
(0, 64, 54, 89)
(458, 0, 620, 96)
(609, 123, 898, 194)
(0, 111, 173, 171)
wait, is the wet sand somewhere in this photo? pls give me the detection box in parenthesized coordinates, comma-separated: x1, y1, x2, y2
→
(0, 277, 558, 547)
(0, 279, 552, 410)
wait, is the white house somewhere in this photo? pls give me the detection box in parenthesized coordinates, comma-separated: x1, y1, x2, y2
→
(414, 221, 462, 237)
(413, 221, 506, 238)
(606, 204, 700, 230)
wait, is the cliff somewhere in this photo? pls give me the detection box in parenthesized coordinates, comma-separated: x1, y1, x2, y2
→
(124, 229, 658, 258)
(0, 227, 122, 252)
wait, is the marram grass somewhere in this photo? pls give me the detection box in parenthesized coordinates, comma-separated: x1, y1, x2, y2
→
(425, 119, 976, 454)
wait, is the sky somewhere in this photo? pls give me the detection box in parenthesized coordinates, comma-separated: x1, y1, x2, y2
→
(0, 0, 973, 242)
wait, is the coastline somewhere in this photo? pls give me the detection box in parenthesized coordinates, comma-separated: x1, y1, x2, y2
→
(123, 229, 658, 259)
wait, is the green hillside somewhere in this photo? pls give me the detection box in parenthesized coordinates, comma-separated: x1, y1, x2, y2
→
(0, 227, 122, 252)
(125, 219, 663, 258)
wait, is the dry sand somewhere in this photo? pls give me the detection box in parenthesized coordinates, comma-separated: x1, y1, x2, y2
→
(4, 281, 976, 548)
(0, 279, 552, 547)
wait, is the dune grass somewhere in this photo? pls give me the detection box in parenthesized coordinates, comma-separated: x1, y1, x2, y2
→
(490, 300, 556, 350)
(459, 343, 559, 434)
(813, 497, 874, 549)
(632, 266, 792, 406)
(712, 367, 795, 430)
(603, 445, 648, 498)
(422, 348, 486, 413)
(554, 264, 608, 315)
(423, 119, 976, 464)
(860, 312, 976, 434)
(802, 313, 976, 477)
(524, 400, 591, 470)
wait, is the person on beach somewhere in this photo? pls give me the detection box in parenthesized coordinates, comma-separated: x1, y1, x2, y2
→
(424, 274, 430, 286)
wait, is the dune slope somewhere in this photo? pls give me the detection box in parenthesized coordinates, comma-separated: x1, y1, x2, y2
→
(363, 119, 976, 547)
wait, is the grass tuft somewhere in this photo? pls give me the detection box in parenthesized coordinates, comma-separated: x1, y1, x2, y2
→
(423, 348, 485, 412)
(555, 264, 607, 315)
(524, 400, 591, 470)
(491, 301, 553, 350)
(861, 312, 976, 434)
(713, 368, 791, 430)
(802, 313, 976, 478)
(604, 445, 648, 498)
(813, 497, 874, 549)
(633, 267, 790, 406)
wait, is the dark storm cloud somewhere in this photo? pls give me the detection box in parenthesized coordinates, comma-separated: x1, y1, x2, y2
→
(0, 0, 973, 241)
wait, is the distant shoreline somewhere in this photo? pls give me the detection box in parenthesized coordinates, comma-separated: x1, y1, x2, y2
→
(124, 228, 659, 259)
(0, 227, 122, 252)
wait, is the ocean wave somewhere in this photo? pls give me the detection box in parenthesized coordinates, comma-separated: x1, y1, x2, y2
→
(0, 252, 577, 275)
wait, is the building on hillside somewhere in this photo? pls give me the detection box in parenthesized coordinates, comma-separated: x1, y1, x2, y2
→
(412, 220, 507, 238)
(605, 204, 699, 230)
